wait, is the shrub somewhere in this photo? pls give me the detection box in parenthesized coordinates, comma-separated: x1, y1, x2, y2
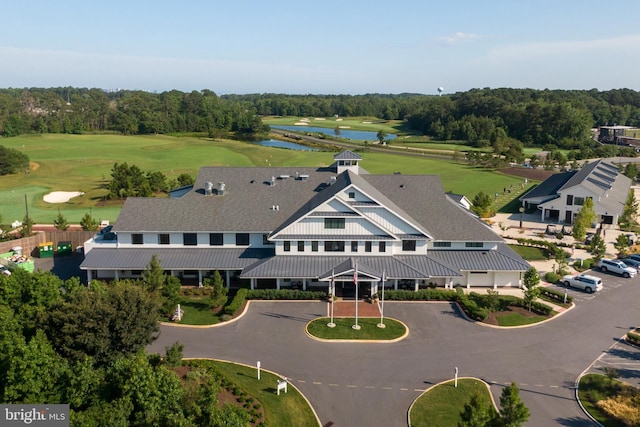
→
(224, 288, 248, 315)
(246, 289, 326, 300)
(627, 331, 640, 345)
(544, 272, 560, 283)
(379, 289, 457, 301)
(540, 287, 573, 304)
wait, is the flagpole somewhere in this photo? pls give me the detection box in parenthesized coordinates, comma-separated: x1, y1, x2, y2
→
(377, 269, 386, 329)
(328, 269, 336, 328)
(353, 261, 360, 330)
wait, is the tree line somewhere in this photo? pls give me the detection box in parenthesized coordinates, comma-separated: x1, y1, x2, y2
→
(1, 87, 639, 148)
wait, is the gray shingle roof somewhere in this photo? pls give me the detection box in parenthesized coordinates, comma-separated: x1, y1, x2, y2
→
(80, 247, 272, 270)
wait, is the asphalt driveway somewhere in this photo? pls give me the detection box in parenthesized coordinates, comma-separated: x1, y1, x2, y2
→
(149, 286, 640, 427)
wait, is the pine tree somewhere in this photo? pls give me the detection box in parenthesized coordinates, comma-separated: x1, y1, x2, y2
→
(499, 383, 529, 427)
(459, 393, 494, 427)
(53, 211, 69, 231)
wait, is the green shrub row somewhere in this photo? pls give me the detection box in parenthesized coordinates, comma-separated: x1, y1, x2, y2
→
(627, 331, 640, 345)
(509, 298, 554, 315)
(544, 272, 560, 283)
(246, 289, 326, 300)
(540, 287, 573, 304)
(457, 291, 489, 321)
(224, 288, 248, 315)
(375, 289, 458, 301)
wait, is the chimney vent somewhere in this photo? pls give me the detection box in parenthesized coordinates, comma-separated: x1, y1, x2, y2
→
(217, 182, 225, 195)
(270, 176, 276, 186)
(205, 182, 213, 196)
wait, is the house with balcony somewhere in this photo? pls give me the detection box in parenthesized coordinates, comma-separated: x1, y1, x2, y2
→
(80, 151, 530, 295)
(519, 159, 632, 227)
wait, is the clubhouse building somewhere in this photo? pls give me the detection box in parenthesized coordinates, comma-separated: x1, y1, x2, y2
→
(80, 151, 530, 296)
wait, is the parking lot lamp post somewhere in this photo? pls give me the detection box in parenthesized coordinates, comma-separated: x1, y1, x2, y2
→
(519, 206, 525, 228)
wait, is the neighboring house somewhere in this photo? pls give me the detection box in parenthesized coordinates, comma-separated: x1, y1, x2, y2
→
(519, 158, 631, 226)
(81, 151, 530, 294)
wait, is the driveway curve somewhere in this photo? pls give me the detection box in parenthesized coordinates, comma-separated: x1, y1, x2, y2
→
(149, 285, 640, 427)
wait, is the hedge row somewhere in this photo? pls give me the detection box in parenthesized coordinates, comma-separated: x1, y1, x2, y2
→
(509, 298, 554, 315)
(224, 288, 248, 315)
(375, 289, 458, 301)
(246, 289, 326, 300)
(627, 331, 640, 346)
(456, 289, 489, 321)
(540, 287, 573, 304)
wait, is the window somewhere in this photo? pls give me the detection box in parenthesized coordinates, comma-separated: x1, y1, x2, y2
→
(574, 196, 585, 206)
(324, 241, 345, 252)
(351, 241, 358, 252)
(132, 234, 143, 245)
(324, 218, 345, 229)
(284, 241, 291, 252)
(297, 241, 304, 252)
(402, 240, 416, 251)
(236, 233, 250, 246)
(158, 234, 170, 245)
(311, 241, 318, 252)
(210, 233, 223, 246)
(434, 241, 451, 248)
(183, 233, 197, 246)
(566, 194, 573, 205)
(379, 242, 386, 252)
(262, 234, 273, 245)
(365, 241, 372, 252)
(465, 242, 484, 248)
(348, 191, 355, 199)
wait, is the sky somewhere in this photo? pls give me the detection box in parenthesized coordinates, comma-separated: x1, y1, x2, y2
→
(2, 0, 640, 95)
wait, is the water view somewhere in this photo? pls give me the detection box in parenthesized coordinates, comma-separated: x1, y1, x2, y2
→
(251, 139, 319, 151)
(271, 125, 397, 141)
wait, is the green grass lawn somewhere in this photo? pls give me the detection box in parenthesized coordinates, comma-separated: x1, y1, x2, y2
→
(263, 116, 407, 134)
(508, 244, 550, 261)
(495, 312, 548, 326)
(165, 298, 221, 325)
(1, 134, 530, 223)
(410, 378, 496, 427)
(194, 360, 320, 427)
(306, 317, 405, 340)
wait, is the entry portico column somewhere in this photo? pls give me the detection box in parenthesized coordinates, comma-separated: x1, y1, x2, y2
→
(414, 280, 419, 292)
(114, 270, 119, 281)
(250, 278, 255, 290)
(276, 278, 281, 290)
(198, 270, 203, 287)
(302, 278, 307, 290)
(394, 279, 398, 290)
(87, 270, 93, 283)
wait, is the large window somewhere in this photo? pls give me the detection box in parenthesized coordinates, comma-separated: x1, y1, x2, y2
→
(434, 241, 451, 248)
(365, 241, 372, 252)
(574, 196, 585, 206)
(324, 218, 345, 229)
(566, 194, 573, 205)
(132, 234, 143, 245)
(158, 234, 170, 245)
(312, 241, 318, 252)
(236, 233, 250, 246)
(324, 241, 345, 252)
(297, 241, 305, 252)
(402, 240, 416, 251)
(379, 242, 386, 252)
(284, 241, 291, 252)
(183, 233, 197, 246)
(210, 233, 223, 246)
(465, 242, 483, 248)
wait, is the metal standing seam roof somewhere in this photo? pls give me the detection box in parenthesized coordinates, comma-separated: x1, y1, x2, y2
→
(333, 150, 362, 160)
(80, 247, 273, 270)
(428, 246, 531, 272)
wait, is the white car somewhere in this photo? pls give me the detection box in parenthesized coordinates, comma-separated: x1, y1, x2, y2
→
(597, 258, 637, 278)
(562, 274, 603, 293)
(0, 265, 11, 276)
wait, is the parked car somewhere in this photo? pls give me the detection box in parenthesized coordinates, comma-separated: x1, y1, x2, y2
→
(562, 273, 603, 293)
(545, 224, 557, 235)
(620, 258, 640, 271)
(626, 253, 640, 262)
(597, 258, 637, 278)
(0, 265, 11, 276)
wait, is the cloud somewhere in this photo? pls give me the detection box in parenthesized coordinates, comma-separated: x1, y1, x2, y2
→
(434, 32, 482, 45)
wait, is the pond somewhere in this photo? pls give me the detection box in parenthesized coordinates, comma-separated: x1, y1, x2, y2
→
(271, 125, 397, 141)
(250, 139, 319, 151)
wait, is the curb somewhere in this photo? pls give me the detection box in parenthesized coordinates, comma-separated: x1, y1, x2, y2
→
(304, 316, 410, 343)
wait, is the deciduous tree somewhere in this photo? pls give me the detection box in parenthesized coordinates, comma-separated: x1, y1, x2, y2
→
(522, 267, 541, 312)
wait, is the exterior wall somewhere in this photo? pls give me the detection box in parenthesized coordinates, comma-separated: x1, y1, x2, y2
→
(285, 217, 388, 236)
(358, 207, 424, 236)
(464, 271, 494, 287)
(113, 232, 271, 248)
(274, 239, 405, 256)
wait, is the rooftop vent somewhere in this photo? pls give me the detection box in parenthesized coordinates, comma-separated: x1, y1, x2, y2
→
(329, 176, 337, 185)
(279, 174, 290, 180)
(217, 182, 226, 196)
(299, 174, 309, 181)
(270, 176, 276, 186)
(205, 182, 213, 196)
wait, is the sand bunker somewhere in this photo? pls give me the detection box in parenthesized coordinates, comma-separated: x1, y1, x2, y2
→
(338, 126, 351, 129)
(294, 122, 309, 125)
(43, 191, 84, 203)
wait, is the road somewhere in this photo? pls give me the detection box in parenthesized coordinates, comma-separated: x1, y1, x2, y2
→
(148, 269, 640, 427)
